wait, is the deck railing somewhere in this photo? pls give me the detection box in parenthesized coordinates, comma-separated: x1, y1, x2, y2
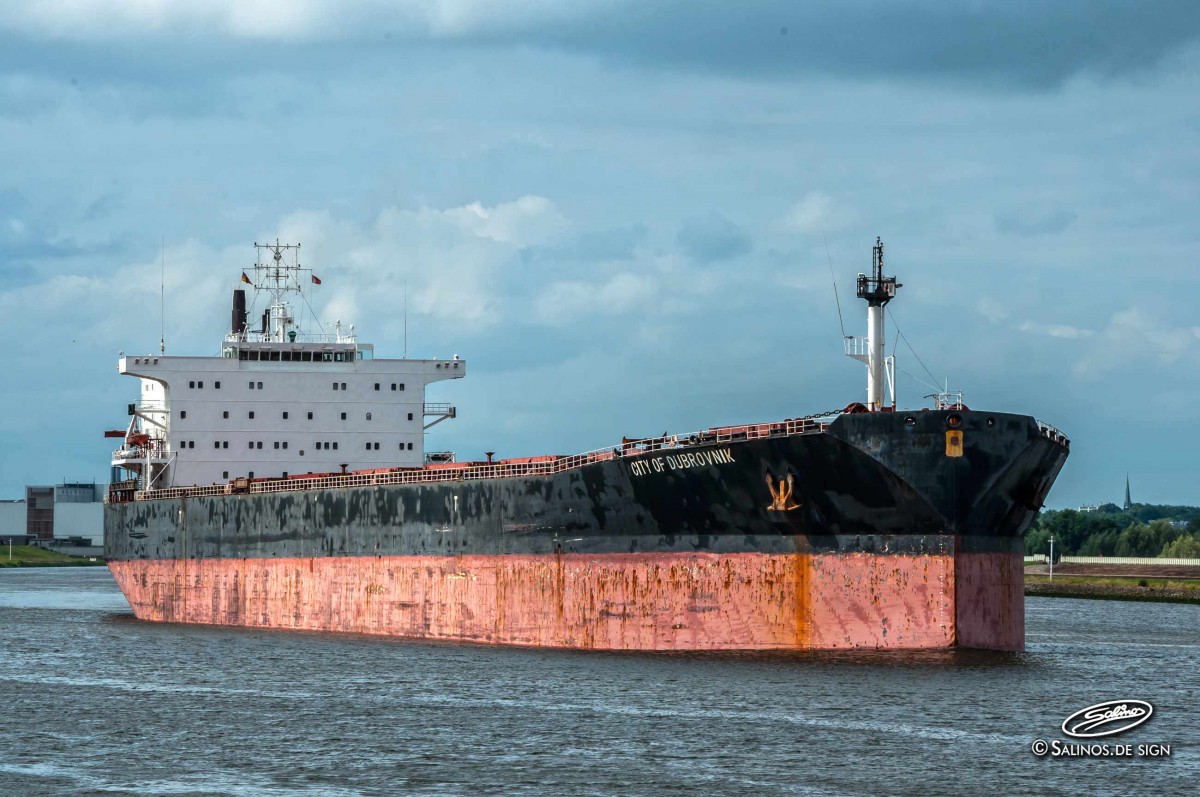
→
(120, 413, 839, 503)
(1036, 421, 1069, 446)
(113, 407, 1070, 505)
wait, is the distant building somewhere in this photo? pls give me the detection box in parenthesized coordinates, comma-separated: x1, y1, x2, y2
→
(26, 486, 55, 540)
(1078, 503, 1100, 512)
(0, 499, 28, 543)
(14, 483, 106, 546)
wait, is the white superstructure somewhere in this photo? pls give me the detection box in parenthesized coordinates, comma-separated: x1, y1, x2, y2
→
(111, 242, 464, 489)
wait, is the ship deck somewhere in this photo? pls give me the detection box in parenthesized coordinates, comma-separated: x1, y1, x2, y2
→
(108, 408, 1069, 506)
(108, 414, 840, 504)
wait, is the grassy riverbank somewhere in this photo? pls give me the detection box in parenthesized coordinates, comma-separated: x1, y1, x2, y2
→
(1025, 573, 1200, 604)
(0, 545, 106, 568)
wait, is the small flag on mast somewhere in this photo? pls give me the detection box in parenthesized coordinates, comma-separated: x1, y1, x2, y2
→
(240, 272, 252, 285)
(311, 274, 321, 285)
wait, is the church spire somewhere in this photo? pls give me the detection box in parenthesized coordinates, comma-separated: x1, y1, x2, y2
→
(1123, 473, 1132, 511)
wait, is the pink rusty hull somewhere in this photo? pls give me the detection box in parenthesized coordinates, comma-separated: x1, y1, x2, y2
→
(109, 551, 1024, 651)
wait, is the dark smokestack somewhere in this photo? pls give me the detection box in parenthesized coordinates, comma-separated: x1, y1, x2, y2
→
(261, 310, 269, 334)
(232, 289, 247, 335)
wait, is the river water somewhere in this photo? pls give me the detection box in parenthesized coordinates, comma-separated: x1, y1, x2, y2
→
(0, 568, 1195, 796)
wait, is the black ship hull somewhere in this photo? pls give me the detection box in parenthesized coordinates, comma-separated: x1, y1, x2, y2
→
(105, 409, 1068, 651)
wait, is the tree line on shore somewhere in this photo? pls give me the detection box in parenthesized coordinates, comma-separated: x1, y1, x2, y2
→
(1026, 504, 1200, 559)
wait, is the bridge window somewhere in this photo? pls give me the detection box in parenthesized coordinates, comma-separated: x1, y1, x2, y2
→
(307, 412, 313, 420)
(340, 412, 347, 420)
(249, 411, 255, 419)
(189, 441, 195, 449)
(197, 381, 204, 389)
(257, 442, 263, 449)
(215, 381, 221, 389)
(248, 441, 254, 449)
(223, 441, 228, 449)
(366, 413, 372, 421)
(223, 471, 229, 479)
(282, 442, 288, 449)
(180, 411, 187, 419)
(333, 442, 338, 450)
(214, 441, 220, 449)
(274, 442, 280, 450)
(189, 381, 195, 388)
(257, 381, 263, 390)
(249, 381, 255, 389)
(341, 382, 347, 391)
(374, 383, 380, 391)
(333, 383, 339, 390)
(282, 412, 289, 420)
(407, 412, 413, 421)
(374, 442, 380, 451)
(223, 411, 229, 419)
(365, 442, 371, 450)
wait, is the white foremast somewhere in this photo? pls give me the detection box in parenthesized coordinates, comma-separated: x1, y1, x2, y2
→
(845, 237, 900, 412)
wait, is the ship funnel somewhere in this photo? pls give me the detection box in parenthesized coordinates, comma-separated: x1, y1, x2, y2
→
(231, 289, 247, 336)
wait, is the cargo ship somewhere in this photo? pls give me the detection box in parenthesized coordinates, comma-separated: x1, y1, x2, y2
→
(104, 238, 1069, 651)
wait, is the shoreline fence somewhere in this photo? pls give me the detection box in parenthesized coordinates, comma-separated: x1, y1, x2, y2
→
(1023, 555, 1200, 567)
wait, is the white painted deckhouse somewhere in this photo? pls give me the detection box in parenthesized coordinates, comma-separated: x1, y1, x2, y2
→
(110, 241, 464, 490)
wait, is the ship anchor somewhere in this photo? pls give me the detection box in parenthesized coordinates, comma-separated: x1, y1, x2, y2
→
(766, 472, 801, 511)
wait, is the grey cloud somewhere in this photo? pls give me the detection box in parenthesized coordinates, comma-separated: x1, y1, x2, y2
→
(676, 213, 751, 264)
(6, 2, 1199, 92)
(476, 1, 1200, 90)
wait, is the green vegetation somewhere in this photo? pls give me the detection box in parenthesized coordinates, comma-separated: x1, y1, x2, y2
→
(1160, 535, 1200, 559)
(1025, 504, 1200, 558)
(0, 545, 106, 568)
(1025, 573, 1200, 592)
(1024, 572, 1200, 604)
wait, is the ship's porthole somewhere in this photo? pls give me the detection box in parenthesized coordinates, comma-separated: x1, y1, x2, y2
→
(947, 414, 962, 429)
(986, 417, 996, 427)
(904, 416, 916, 426)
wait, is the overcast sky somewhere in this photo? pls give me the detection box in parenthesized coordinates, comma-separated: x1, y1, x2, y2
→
(2, 1, 1198, 508)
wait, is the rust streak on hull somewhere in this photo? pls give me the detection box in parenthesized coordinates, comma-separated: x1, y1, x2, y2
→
(108, 551, 1024, 651)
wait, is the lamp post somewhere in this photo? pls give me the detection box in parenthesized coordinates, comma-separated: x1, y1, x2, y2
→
(1048, 534, 1055, 582)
